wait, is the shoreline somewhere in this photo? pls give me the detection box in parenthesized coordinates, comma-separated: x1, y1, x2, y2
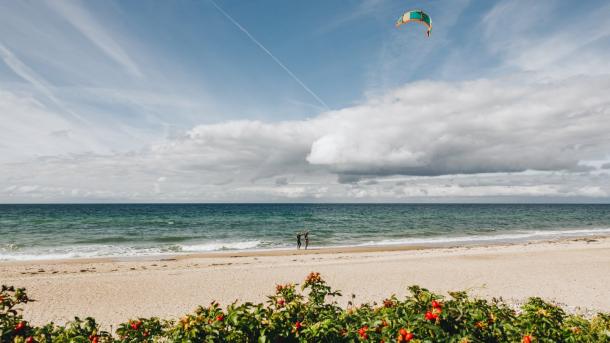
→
(1, 235, 609, 327)
(2, 232, 608, 266)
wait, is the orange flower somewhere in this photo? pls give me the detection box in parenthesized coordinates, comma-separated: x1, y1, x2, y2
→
(522, 335, 533, 343)
(305, 272, 322, 284)
(383, 299, 396, 308)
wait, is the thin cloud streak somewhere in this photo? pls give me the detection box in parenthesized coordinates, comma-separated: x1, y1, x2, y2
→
(45, 0, 143, 78)
(208, 0, 330, 110)
(0, 43, 84, 122)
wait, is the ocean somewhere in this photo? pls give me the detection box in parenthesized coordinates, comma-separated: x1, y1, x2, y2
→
(1, 203, 609, 261)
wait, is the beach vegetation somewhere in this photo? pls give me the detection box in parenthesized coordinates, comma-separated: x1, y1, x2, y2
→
(2, 275, 609, 342)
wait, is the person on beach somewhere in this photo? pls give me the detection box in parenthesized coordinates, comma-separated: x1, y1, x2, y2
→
(304, 231, 309, 250)
(296, 232, 302, 250)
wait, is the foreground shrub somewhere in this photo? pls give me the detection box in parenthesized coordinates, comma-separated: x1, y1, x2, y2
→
(2, 274, 609, 342)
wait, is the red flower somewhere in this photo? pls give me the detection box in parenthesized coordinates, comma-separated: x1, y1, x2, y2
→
(216, 314, 224, 322)
(130, 320, 142, 330)
(278, 298, 285, 307)
(89, 335, 99, 343)
(15, 321, 26, 331)
(522, 335, 533, 343)
(294, 321, 302, 331)
(425, 311, 438, 321)
(431, 300, 442, 309)
(26, 337, 35, 343)
(358, 325, 368, 339)
(398, 328, 414, 342)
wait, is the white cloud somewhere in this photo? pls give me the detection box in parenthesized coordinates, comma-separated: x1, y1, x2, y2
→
(2, 73, 610, 202)
(307, 76, 610, 176)
(0, 89, 105, 162)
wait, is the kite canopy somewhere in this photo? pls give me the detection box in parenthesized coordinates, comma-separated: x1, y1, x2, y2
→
(396, 10, 432, 37)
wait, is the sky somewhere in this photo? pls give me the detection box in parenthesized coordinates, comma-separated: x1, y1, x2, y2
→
(1, 0, 610, 203)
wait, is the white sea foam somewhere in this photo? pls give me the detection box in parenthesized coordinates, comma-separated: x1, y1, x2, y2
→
(179, 240, 262, 252)
(0, 244, 167, 261)
(357, 227, 610, 247)
(0, 241, 264, 261)
(1, 228, 609, 261)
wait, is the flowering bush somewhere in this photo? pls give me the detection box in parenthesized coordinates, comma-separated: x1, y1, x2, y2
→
(2, 273, 609, 342)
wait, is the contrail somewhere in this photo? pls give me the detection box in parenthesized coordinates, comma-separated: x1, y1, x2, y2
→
(208, 0, 330, 110)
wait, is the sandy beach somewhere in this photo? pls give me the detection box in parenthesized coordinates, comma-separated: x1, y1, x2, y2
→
(1, 237, 609, 329)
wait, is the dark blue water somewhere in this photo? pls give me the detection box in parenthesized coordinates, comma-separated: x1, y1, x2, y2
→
(1, 204, 609, 260)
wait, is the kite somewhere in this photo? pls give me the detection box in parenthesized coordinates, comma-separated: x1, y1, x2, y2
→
(396, 9, 432, 37)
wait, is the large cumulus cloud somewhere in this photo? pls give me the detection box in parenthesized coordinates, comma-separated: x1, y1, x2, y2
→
(141, 75, 610, 182)
(307, 76, 610, 177)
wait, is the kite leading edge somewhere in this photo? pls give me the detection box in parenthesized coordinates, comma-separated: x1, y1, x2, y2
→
(395, 9, 432, 37)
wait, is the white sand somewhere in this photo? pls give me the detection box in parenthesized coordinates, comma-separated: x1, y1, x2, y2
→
(1, 237, 609, 328)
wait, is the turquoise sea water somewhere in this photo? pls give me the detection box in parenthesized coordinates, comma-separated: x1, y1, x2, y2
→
(1, 204, 610, 261)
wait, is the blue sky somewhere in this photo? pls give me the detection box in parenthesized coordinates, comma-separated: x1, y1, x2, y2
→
(1, 0, 610, 202)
